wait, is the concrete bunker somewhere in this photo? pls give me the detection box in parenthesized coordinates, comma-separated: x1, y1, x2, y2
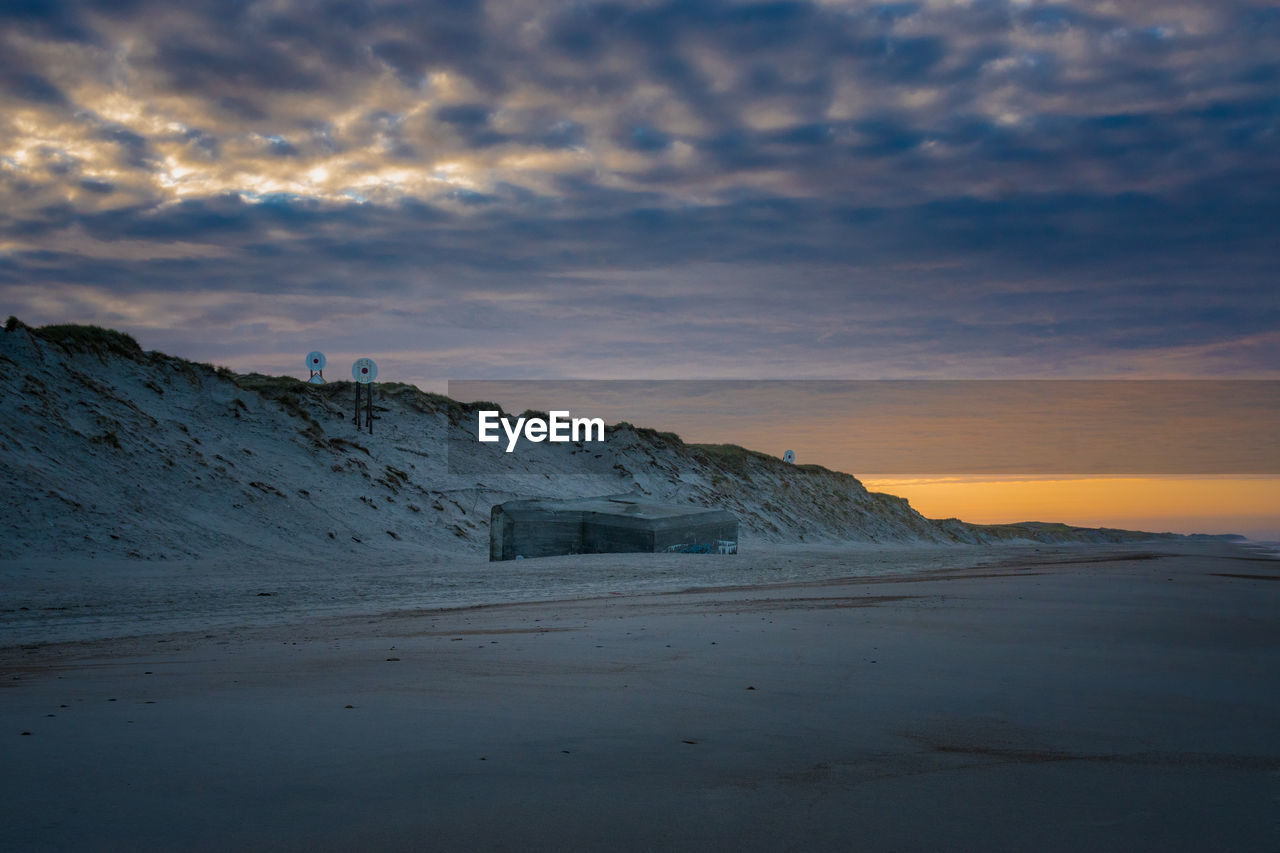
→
(490, 494, 739, 561)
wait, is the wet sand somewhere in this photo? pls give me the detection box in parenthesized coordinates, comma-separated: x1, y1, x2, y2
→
(3, 544, 1279, 851)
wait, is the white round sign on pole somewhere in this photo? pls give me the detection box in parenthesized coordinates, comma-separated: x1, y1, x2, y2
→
(352, 358, 378, 384)
(306, 351, 326, 371)
(782, 449, 795, 464)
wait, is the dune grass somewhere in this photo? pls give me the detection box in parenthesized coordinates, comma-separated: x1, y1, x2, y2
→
(31, 322, 144, 359)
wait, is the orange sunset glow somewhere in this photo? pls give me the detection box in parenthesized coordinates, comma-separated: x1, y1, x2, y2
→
(861, 476, 1280, 541)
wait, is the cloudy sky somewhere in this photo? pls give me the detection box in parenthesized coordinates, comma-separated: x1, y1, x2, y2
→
(2, 0, 1278, 386)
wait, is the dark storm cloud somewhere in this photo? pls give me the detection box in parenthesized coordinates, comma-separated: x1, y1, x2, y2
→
(435, 103, 507, 147)
(0, 0, 98, 42)
(152, 36, 330, 96)
(92, 122, 156, 169)
(2, 70, 69, 105)
(1, 0, 1278, 378)
(78, 178, 114, 193)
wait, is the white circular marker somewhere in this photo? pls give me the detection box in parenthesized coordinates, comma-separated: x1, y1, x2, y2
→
(352, 358, 378, 384)
(306, 351, 326, 370)
(783, 449, 795, 464)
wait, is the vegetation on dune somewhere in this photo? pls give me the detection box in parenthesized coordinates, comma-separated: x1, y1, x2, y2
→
(29, 322, 144, 359)
(233, 373, 307, 394)
(611, 422, 682, 446)
(688, 442, 777, 469)
(685, 443, 782, 484)
(168, 363, 499, 425)
(687, 442, 850, 480)
(449, 399, 507, 423)
(964, 520, 1179, 542)
(376, 383, 498, 422)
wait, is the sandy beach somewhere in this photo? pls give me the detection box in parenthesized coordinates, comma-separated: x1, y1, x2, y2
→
(3, 541, 1277, 851)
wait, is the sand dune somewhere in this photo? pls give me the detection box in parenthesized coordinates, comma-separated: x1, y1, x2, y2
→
(0, 323, 1233, 563)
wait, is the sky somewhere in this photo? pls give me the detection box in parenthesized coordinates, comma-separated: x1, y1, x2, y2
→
(2, 0, 1277, 535)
